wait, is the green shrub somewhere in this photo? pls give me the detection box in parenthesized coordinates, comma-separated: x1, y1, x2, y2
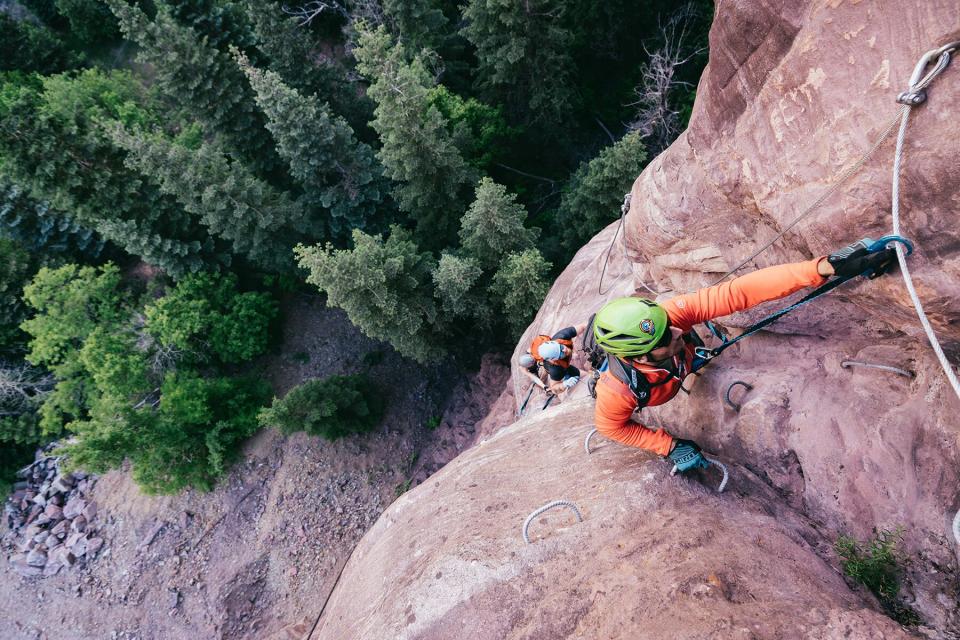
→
(19, 263, 278, 494)
(836, 527, 920, 625)
(258, 375, 384, 440)
(145, 271, 278, 365)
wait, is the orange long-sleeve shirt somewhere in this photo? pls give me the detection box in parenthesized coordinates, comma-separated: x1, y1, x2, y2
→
(593, 258, 828, 456)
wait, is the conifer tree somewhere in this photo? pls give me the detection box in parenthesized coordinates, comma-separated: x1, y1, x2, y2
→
(0, 12, 78, 74)
(490, 249, 552, 336)
(556, 130, 647, 254)
(461, 0, 580, 125)
(241, 0, 372, 135)
(432, 253, 490, 325)
(382, 0, 449, 54)
(0, 181, 105, 260)
(353, 25, 476, 250)
(458, 178, 537, 271)
(52, 0, 120, 44)
(111, 127, 314, 273)
(168, 0, 257, 55)
(0, 70, 214, 275)
(295, 227, 445, 363)
(104, 0, 280, 176)
(235, 52, 389, 239)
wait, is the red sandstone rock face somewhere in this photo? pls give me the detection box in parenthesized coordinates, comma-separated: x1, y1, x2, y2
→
(317, 1, 960, 637)
(313, 402, 912, 639)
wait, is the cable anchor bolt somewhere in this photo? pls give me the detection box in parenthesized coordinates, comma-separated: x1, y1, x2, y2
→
(896, 90, 927, 106)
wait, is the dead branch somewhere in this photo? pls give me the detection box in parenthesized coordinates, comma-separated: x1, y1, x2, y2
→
(282, 1, 348, 27)
(626, 3, 707, 154)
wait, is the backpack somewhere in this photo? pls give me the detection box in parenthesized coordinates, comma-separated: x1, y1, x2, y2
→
(586, 313, 703, 405)
(530, 334, 574, 367)
(580, 314, 607, 370)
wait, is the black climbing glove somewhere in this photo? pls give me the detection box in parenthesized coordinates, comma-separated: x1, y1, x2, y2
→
(827, 239, 897, 279)
(668, 438, 710, 474)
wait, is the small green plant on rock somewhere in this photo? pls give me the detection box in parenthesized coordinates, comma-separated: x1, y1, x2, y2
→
(835, 526, 920, 626)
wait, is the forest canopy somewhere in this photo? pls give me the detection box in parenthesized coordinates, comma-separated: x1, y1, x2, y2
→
(0, 0, 712, 493)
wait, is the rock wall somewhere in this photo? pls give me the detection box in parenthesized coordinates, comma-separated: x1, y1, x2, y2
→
(315, 1, 960, 637)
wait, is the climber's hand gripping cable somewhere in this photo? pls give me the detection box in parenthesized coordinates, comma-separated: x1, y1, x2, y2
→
(827, 236, 912, 279)
(668, 438, 710, 475)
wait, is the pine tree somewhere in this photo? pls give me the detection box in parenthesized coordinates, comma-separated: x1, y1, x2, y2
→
(0, 12, 79, 74)
(382, 0, 449, 54)
(104, 0, 280, 176)
(459, 177, 537, 271)
(0, 181, 105, 260)
(236, 52, 389, 239)
(556, 131, 647, 255)
(168, 0, 258, 55)
(0, 70, 215, 275)
(295, 227, 445, 363)
(241, 0, 373, 135)
(490, 249, 552, 336)
(353, 25, 476, 249)
(52, 0, 120, 44)
(111, 127, 313, 273)
(432, 253, 490, 325)
(461, 0, 580, 125)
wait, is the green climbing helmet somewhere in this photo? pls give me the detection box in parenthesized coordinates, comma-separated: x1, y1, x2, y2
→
(593, 297, 669, 357)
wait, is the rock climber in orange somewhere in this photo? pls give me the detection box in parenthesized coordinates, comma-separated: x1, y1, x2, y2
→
(518, 322, 588, 396)
(591, 241, 896, 473)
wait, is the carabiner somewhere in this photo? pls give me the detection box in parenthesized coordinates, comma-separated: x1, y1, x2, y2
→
(867, 235, 914, 256)
(694, 346, 717, 362)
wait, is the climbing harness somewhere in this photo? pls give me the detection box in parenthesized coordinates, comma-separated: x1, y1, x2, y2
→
(889, 40, 960, 404)
(522, 499, 583, 544)
(692, 236, 914, 366)
(840, 360, 914, 379)
(724, 380, 754, 412)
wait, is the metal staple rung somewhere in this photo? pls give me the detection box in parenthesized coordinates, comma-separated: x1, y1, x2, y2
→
(522, 500, 583, 544)
(584, 428, 598, 454)
(724, 380, 754, 412)
(704, 457, 729, 493)
(840, 360, 914, 379)
(953, 508, 960, 546)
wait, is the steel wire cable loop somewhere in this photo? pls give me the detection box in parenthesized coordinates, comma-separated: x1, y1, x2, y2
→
(522, 500, 584, 544)
(840, 360, 914, 378)
(889, 46, 960, 404)
(594, 193, 669, 299)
